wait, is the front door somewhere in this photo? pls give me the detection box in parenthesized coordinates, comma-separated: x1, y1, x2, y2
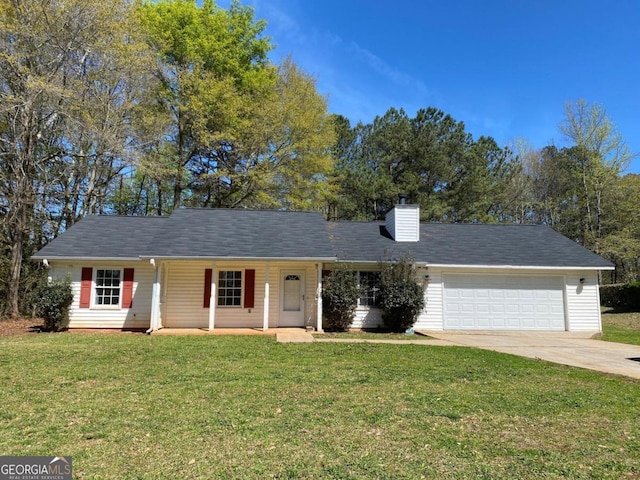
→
(279, 270, 305, 327)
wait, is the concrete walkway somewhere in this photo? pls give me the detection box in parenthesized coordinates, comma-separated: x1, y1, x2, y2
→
(276, 330, 315, 343)
(420, 330, 640, 380)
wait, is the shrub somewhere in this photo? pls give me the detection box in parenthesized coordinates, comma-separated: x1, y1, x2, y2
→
(322, 268, 361, 331)
(600, 281, 640, 311)
(379, 255, 425, 332)
(35, 278, 74, 332)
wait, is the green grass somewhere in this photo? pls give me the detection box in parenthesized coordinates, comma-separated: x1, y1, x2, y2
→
(314, 331, 429, 340)
(601, 310, 640, 345)
(1, 333, 640, 479)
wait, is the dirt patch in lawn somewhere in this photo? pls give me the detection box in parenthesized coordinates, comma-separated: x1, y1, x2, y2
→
(0, 317, 43, 337)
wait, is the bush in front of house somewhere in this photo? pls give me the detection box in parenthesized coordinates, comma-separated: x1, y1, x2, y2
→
(35, 278, 74, 331)
(322, 268, 361, 331)
(600, 281, 640, 311)
(379, 255, 425, 332)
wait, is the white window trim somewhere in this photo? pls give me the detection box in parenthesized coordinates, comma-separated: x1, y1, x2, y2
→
(217, 270, 244, 309)
(357, 270, 382, 309)
(91, 267, 123, 310)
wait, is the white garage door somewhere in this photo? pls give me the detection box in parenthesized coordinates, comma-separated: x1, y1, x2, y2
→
(443, 274, 565, 330)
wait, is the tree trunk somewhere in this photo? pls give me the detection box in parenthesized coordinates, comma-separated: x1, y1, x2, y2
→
(7, 227, 24, 318)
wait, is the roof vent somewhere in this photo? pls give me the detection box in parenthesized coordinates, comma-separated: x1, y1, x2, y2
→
(398, 193, 407, 205)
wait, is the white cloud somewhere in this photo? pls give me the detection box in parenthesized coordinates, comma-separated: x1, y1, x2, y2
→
(345, 42, 429, 97)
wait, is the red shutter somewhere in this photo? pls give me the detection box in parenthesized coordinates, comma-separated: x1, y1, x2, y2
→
(203, 268, 212, 308)
(80, 267, 93, 308)
(244, 269, 255, 309)
(122, 268, 134, 308)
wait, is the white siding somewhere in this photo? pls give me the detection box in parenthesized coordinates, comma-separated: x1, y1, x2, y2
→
(385, 209, 396, 240)
(564, 271, 601, 331)
(50, 260, 154, 329)
(162, 260, 319, 329)
(352, 307, 383, 329)
(414, 269, 443, 330)
(385, 205, 420, 242)
(164, 261, 210, 328)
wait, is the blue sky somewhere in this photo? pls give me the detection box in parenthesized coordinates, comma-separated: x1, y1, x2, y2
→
(220, 0, 640, 173)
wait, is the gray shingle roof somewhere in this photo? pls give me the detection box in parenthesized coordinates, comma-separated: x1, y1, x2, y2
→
(32, 216, 168, 259)
(34, 208, 335, 260)
(327, 221, 614, 268)
(146, 208, 335, 259)
(33, 208, 614, 269)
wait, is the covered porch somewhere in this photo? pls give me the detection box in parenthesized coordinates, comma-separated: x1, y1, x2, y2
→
(147, 259, 327, 333)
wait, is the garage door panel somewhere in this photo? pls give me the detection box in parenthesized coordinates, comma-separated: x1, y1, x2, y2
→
(444, 274, 565, 331)
(477, 318, 491, 328)
(491, 304, 505, 314)
(476, 304, 490, 313)
(460, 304, 474, 313)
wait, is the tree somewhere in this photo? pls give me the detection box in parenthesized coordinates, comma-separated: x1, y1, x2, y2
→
(557, 100, 633, 252)
(183, 58, 335, 210)
(137, 0, 334, 211)
(137, 0, 272, 210)
(599, 174, 640, 282)
(499, 138, 537, 224)
(560, 99, 633, 171)
(0, 0, 155, 317)
(443, 136, 512, 223)
(328, 106, 513, 223)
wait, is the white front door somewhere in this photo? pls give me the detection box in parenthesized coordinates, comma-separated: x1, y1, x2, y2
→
(279, 270, 305, 327)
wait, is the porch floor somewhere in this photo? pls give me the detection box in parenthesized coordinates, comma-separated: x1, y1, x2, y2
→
(150, 327, 308, 336)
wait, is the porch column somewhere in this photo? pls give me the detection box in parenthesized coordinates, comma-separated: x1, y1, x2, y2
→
(208, 262, 217, 331)
(158, 263, 166, 328)
(316, 263, 323, 332)
(263, 263, 270, 331)
(150, 259, 161, 331)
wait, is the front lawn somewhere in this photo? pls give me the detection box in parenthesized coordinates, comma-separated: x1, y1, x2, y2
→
(601, 310, 640, 345)
(314, 330, 429, 341)
(1, 333, 639, 479)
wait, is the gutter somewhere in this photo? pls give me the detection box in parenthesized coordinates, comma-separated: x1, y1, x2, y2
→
(420, 263, 616, 271)
(327, 260, 614, 270)
(138, 256, 338, 262)
(31, 256, 142, 262)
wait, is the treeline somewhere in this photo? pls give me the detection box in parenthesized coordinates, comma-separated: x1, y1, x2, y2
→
(0, 0, 638, 317)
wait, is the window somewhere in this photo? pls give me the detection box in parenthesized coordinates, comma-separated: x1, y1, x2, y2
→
(359, 271, 381, 307)
(218, 270, 242, 306)
(95, 269, 121, 306)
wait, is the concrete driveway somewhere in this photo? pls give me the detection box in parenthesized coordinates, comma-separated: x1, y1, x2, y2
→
(421, 331, 640, 380)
